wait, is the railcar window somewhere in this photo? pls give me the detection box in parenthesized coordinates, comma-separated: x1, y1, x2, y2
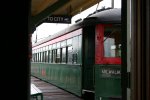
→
(44, 51, 46, 62)
(52, 49, 57, 63)
(42, 52, 44, 62)
(39, 52, 41, 62)
(48, 45, 52, 63)
(37, 52, 40, 62)
(33, 54, 35, 62)
(53, 44, 56, 49)
(35, 53, 37, 62)
(46, 46, 48, 51)
(73, 53, 77, 64)
(44, 51, 47, 62)
(61, 40, 66, 47)
(33, 53, 35, 62)
(45, 51, 48, 62)
(50, 51, 52, 63)
(40, 52, 43, 62)
(56, 49, 61, 63)
(78, 35, 82, 64)
(62, 47, 66, 63)
(36, 53, 38, 62)
(37, 53, 38, 62)
(72, 36, 79, 64)
(67, 46, 73, 64)
(57, 42, 60, 48)
(49, 45, 52, 50)
(67, 38, 72, 46)
(104, 25, 121, 57)
(48, 50, 50, 63)
(32, 53, 34, 62)
(37, 53, 39, 62)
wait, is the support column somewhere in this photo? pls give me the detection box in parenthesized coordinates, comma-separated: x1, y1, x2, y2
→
(131, 0, 150, 100)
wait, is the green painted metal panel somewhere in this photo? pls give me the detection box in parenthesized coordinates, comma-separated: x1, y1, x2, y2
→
(83, 65, 94, 90)
(31, 63, 82, 96)
(95, 65, 121, 100)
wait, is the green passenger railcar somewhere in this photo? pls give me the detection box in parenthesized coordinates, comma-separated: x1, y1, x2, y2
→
(31, 8, 121, 100)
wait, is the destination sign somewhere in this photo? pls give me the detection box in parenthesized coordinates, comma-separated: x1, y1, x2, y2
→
(43, 15, 72, 24)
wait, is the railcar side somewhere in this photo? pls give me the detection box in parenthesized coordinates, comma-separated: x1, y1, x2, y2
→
(32, 28, 83, 96)
(31, 8, 122, 100)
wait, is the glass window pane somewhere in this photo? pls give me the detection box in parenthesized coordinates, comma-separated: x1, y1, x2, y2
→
(52, 44, 56, 49)
(45, 51, 48, 62)
(42, 52, 44, 62)
(44, 51, 47, 62)
(40, 52, 42, 62)
(73, 53, 77, 64)
(56, 49, 61, 63)
(35, 53, 37, 62)
(52, 49, 57, 63)
(46, 46, 48, 51)
(48, 50, 51, 63)
(62, 48, 66, 63)
(72, 36, 79, 64)
(104, 25, 121, 57)
(67, 46, 73, 64)
(57, 42, 60, 48)
(61, 40, 66, 47)
(49, 45, 52, 50)
(37, 53, 39, 62)
(36, 53, 38, 62)
(67, 38, 72, 45)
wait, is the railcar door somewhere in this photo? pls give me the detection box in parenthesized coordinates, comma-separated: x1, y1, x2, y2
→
(82, 25, 95, 99)
(95, 24, 121, 100)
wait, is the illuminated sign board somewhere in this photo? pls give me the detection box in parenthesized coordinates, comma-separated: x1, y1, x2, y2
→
(43, 15, 72, 24)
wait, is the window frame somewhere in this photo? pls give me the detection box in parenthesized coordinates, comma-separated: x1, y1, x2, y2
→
(95, 24, 121, 64)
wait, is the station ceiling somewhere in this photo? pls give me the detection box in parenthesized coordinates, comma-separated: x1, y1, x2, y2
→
(30, 0, 102, 31)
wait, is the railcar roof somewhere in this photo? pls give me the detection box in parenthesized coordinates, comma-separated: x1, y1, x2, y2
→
(82, 8, 121, 25)
(33, 8, 121, 47)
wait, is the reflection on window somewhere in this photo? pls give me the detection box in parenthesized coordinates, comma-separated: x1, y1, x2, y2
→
(42, 52, 45, 62)
(61, 40, 66, 47)
(73, 53, 77, 64)
(67, 46, 73, 64)
(62, 48, 66, 63)
(48, 50, 51, 63)
(37, 53, 39, 62)
(40, 52, 42, 62)
(56, 49, 61, 63)
(104, 25, 121, 57)
(52, 49, 57, 63)
(45, 51, 47, 62)
(52, 44, 56, 49)
(67, 38, 72, 45)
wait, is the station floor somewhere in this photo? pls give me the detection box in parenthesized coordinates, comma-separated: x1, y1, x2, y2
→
(31, 76, 83, 100)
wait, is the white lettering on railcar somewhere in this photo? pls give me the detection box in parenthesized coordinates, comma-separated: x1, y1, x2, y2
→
(102, 69, 121, 75)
